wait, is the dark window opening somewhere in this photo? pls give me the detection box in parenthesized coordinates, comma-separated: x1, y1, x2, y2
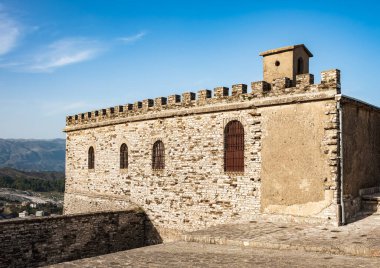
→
(120, 143, 128, 169)
(297, 57, 304, 74)
(152, 141, 165, 170)
(224, 120, 244, 172)
(88, 146, 95, 170)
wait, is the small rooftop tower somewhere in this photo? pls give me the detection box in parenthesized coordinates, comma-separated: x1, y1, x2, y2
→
(260, 44, 313, 84)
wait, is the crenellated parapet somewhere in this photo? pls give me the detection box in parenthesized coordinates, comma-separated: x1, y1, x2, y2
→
(65, 69, 341, 127)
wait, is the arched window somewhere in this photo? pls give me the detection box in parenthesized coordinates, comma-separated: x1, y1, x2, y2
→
(224, 120, 244, 172)
(120, 143, 128, 169)
(88, 146, 95, 170)
(297, 57, 304, 75)
(152, 140, 165, 170)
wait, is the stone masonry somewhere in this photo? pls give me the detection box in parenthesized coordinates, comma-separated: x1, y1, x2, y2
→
(0, 210, 147, 268)
(63, 44, 380, 240)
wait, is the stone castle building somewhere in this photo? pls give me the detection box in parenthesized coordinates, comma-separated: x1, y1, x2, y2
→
(64, 44, 380, 240)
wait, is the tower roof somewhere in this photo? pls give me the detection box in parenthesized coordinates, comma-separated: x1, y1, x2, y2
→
(259, 44, 313, 57)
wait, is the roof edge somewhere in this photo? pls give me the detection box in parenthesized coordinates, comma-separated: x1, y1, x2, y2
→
(259, 44, 313, 57)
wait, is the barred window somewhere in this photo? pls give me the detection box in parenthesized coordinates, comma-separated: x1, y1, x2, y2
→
(152, 140, 165, 170)
(224, 120, 244, 172)
(88, 146, 95, 170)
(120, 143, 128, 169)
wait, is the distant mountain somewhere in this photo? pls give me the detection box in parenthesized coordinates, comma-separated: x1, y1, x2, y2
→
(0, 139, 65, 172)
(0, 167, 65, 192)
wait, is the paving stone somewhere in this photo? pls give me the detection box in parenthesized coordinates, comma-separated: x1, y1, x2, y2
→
(183, 213, 380, 257)
(46, 242, 380, 268)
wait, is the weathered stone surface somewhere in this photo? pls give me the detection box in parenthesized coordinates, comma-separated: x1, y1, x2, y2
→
(341, 97, 380, 220)
(63, 44, 379, 239)
(260, 44, 312, 84)
(46, 242, 380, 268)
(183, 212, 380, 257)
(64, 107, 262, 236)
(260, 100, 338, 220)
(0, 210, 148, 268)
(64, 90, 343, 239)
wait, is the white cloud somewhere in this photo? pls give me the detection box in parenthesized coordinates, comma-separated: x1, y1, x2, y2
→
(61, 101, 89, 111)
(118, 31, 146, 44)
(25, 38, 103, 72)
(42, 101, 91, 116)
(0, 22, 148, 72)
(0, 8, 21, 55)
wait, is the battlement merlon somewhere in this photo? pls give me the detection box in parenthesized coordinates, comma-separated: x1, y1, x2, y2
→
(65, 70, 341, 129)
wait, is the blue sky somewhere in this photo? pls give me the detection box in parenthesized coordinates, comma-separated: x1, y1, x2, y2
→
(0, 0, 379, 139)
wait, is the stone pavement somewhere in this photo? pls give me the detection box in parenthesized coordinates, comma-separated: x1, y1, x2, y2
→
(183, 213, 380, 257)
(47, 213, 380, 267)
(47, 242, 379, 268)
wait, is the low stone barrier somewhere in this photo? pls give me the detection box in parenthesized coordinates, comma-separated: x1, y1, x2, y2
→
(0, 210, 152, 268)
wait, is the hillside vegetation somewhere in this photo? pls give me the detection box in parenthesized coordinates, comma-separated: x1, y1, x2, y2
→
(0, 167, 65, 192)
(0, 139, 65, 172)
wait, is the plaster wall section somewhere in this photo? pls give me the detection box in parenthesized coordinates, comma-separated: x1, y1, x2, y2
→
(260, 100, 339, 223)
(263, 50, 294, 83)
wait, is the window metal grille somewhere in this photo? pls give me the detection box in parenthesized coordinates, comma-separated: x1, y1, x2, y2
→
(224, 120, 244, 172)
(152, 141, 165, 170)
(120, 143, 128, 169)
(88, 146, 95, 169)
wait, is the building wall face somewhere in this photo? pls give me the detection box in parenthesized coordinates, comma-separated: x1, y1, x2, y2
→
(65, 101, 340, 232)
(342, 101, 380, 218)
(65, 109, 262, 232)
(262, 47, 310, 84)
(260, 100, 338, 218)
(263, 50, 294, 83)
(292, 47, 310, 78)
(64, 69, 342, 232)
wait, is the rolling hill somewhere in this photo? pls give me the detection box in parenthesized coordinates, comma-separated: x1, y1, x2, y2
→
(0, 139, 65, 172)
(0, 167, 65, 192)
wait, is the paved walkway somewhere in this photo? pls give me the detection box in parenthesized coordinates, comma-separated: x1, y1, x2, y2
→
(47, 213, 380, 267)
(183, 213, 380, 257)
(47, 242, 379, 268)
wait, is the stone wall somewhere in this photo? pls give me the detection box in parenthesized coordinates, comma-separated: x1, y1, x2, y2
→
(342, 97, 380, 220)
(65, 108, 262, 234)
(0, 210, 149, 268)
(64, 70, 342, 237)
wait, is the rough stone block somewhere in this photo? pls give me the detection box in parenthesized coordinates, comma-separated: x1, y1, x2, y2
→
(197, 89, 212, 100)
(155, 97, 167, 107)
(232, 84, 247, 96)
(142, 99, 154, 110)
(168, 95, 181, 106)
(321, 69, 341, 90)
(214, 87, 229, 98)
(296, 73, 314, 87)
(272, 77, 291, 91)
(133, 101, 142, 111)
(251, 81, 270, 94)
(182, 92, 196, 105)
